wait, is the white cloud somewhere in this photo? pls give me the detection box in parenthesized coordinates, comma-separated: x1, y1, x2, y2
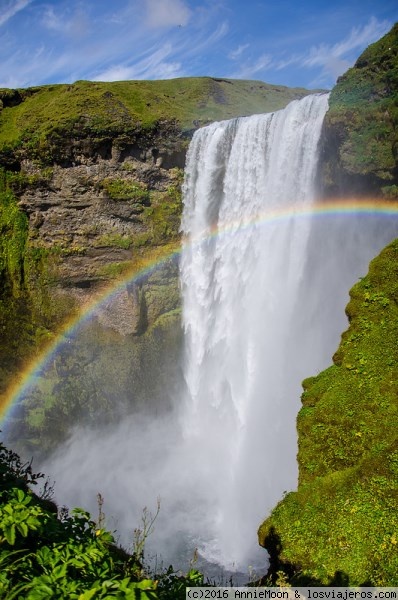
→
(42, 5, 90, 38)
(145, 0, 191, 29)
(271, 16, 392, 87)
(228, 43, 249, 60)
(208, 20, 229, 43)
(93, 44, 184, 81)
(230, 53, 272, 79)
(227, 16, 390, 86)
(183, 20, 229, 60)
(0, 44, 45, 88)
(42, 7, 62, 31)
(297, 17, 391, 77)
(332, 16, 391, 58)
(0, 0, 31, 27)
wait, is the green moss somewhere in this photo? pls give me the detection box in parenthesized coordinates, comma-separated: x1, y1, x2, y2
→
(321, 23, 398, 193)
(259, 239, 398, 585)
(381, 184, 398, 199)
(94, 233, 134, 250)
(0, 170, 77, 398)
(259, 447, 398, 585)
(143, 262, 180, 325)
(96, 261, 132, 278)
(0, 171, 28, 293)
(5, 168, 53, 192)
(144, 185, 182, 244)
(100, 178, 150, 203)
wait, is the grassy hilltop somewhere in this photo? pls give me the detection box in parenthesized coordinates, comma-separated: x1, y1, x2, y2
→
(0, 77, 310, 167)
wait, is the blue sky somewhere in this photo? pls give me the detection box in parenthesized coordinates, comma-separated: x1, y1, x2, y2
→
(1, 0, 397, 90)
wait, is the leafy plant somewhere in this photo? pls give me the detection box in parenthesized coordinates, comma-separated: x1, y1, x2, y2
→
(0, 438, 209, 598)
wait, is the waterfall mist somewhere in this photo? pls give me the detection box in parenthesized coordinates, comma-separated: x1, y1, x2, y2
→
(39, 94, 398, 576)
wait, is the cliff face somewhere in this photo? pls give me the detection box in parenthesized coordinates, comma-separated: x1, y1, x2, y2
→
(0, 77, 310, 296)
(0, 153, 183, 406)
(318, 23, 398, 198)
(258, 239, 398, 585)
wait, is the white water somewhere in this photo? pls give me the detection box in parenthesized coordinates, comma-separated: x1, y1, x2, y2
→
(178, 93, 330, 568)
(40, 94, 398, 577)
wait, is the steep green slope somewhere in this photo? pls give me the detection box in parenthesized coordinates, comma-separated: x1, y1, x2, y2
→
(258, 239, 398, 585)
(319, 23, 398, 197)
(0, 77, 310, 167)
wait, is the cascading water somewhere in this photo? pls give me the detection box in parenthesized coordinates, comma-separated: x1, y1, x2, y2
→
(36, 92, 397, 577)
(178, 93, 330, 569)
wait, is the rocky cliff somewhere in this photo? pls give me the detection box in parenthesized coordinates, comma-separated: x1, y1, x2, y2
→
(318, 23, 398, 198)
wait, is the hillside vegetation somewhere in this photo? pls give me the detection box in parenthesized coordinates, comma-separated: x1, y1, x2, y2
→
(0, 439, 203, 598)
(0, 77, 310, 167)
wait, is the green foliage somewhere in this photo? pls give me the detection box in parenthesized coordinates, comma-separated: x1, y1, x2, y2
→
(156, 567, 204, 600)
(259, 239, 398, 585)
(0, 438, 209, 598)
(0, 444, 152, 600)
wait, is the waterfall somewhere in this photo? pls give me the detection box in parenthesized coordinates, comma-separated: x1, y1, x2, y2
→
(40, 92, 397, 577)
(179, 93, 330, 568)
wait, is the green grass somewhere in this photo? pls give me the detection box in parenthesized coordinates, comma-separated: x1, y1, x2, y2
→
(0, 176, 28, 294)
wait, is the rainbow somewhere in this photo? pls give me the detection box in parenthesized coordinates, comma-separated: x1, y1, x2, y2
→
(1, 197, 398, 427)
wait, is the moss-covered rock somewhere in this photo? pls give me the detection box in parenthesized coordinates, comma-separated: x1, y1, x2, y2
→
(6, 301, 183, 459)
(0, 170, 76, 397)
(319, 23, 398, 197)
(258, 239, 398, 585)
